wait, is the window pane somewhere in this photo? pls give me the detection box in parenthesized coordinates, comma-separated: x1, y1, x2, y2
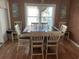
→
(27, 6, 39, 16)
(41, 17, 53, 31)
(47, 18, 53, 27)
(27, 17, 39, 25)
(47, 18, 53, 31)
(41, 7, 53, 17)
(41, 17, 53, 26)
(41, 17, 48, 23)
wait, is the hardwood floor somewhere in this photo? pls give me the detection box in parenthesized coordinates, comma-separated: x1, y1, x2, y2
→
(0, 39, 79, 59)
(59, 39, 79, 59)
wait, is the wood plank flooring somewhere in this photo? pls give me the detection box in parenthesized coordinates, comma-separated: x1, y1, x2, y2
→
(0, 39, 79, 59)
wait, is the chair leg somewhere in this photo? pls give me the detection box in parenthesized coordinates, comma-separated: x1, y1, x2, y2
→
(42, 46, 44, 59)
(31, 54, 32, 59)
(56, 45, 58, 59)
(46, 47, 48, 59)
(56, 54, 58, 59)
(56, 50, 58, 59)
(31, 48, 32, 59)
(31, 45, 33, 59)
(12, 32, 14, 42)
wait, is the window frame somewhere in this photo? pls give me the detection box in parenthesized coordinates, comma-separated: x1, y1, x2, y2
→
(24, 3, 56, 31)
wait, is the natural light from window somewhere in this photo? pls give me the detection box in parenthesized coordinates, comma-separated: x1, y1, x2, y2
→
(24, 4, 56, 32)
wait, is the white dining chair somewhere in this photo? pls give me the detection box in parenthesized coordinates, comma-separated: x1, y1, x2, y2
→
(14, 24, 30, 55)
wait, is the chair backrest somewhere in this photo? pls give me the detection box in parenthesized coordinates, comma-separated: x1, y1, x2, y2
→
(14, 24, 21, 36)
(59, 22, 67, 28)
(60, 25, 67, 35)
(47, 31, 62, 42)
(14, 21, 22, 31)
(30, 32, 44, 43)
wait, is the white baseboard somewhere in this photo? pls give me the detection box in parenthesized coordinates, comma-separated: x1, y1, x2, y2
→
(69, 39, 79, 48)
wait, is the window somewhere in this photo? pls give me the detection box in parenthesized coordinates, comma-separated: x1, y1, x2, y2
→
(25, 4, 56, 32)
